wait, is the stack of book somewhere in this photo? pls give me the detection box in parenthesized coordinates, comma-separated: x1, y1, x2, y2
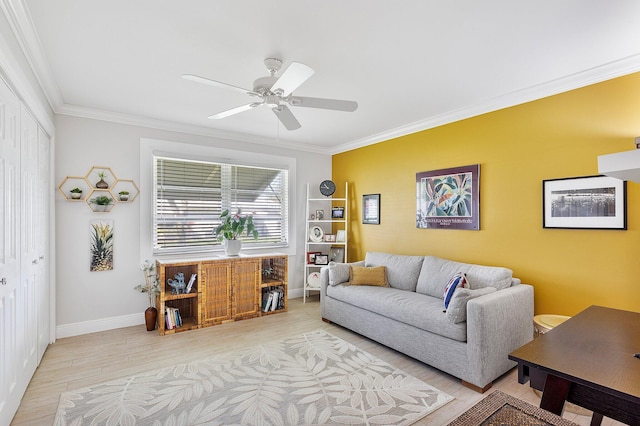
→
(261, 286, 285, 312)
(165, 306, 182, 329)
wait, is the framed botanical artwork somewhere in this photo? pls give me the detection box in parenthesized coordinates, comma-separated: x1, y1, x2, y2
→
(306, 251, 322, 264)
(416, 164, 480, 230)
(314, 254, 329, 265)
(363, 194, 380, 224)
(330, 247, 345, 263)
(543, 175, 627, 230)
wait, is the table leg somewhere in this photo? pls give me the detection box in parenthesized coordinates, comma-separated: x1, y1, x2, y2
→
(540, 374, 571, 415)
(590, 412, 603, 426)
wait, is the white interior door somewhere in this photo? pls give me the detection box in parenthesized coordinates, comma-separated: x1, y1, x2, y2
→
(36, 126, 50, 362)
(0, 78, 23, 426)
(19, 105, 39, 382)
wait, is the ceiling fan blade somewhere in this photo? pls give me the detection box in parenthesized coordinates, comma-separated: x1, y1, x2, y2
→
(270, 62, 314, 97)
(182, 74, 256, 96)
(272, 105, 301, 130)
(208, 103, 257, 119)
(288, 96, 358, 112)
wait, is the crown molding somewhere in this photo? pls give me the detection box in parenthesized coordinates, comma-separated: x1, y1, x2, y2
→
(0, 0, 63, 111)
(57, 103, 332, 155)
(331, 53, 640, 155)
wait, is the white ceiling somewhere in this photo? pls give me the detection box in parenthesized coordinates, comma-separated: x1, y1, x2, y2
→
(11, 0, 640, 153)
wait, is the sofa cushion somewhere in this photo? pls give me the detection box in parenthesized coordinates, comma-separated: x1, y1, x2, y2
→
(364, 252, 425, 291)
(443, 273, 469, 310)
(416, 256, 513, 298)
(445, 287, 497, 323)
(328, 261, 365, 286)
(326, 284, 467, 342)
(349, 265, 389, 287)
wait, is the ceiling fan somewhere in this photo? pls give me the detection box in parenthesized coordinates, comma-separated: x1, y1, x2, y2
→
(182, 58, 358, 130)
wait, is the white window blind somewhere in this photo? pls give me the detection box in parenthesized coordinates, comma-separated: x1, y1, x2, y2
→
(153, 156, 288, 253)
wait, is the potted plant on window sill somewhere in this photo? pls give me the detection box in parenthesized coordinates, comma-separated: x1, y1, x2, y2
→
(214, 209, 258, 256)
(133, 259, 161, 331)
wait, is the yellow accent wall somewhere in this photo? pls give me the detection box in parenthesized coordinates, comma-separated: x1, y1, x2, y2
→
(333, 72, 640, 316)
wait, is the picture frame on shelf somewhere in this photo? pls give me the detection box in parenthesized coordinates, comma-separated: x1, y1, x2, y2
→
(331, 207, 345, 219)
(306, 251, 322, 264)
(314, 254, 329, 265)
(309, 225, 324, 242)
(315, 210, 324, 220)
(336, 230, 346, 242)
(542, 175, 627, 230)
(330, 247, 345, 263)
(324, 234, 336, 242)
(363, 193, 381, 225)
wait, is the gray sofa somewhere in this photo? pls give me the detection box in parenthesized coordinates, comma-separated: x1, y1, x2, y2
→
(320, 252, 534, 392)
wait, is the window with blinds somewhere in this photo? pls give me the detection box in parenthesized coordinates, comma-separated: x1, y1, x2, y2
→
(153, 156, 288, 253)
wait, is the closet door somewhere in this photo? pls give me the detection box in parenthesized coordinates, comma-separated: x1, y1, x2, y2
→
(19, 105, 39, 388)
(36, 126, 50, 362)
(0, 78, 22, 425)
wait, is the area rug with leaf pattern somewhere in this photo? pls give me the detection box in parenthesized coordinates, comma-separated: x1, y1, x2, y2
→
(54, 329, 454, 425)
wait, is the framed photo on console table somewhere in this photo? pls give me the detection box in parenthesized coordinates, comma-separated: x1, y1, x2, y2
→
(543, 175, 627, 230)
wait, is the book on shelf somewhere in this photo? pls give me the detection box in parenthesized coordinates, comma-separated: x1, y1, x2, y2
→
(185, 273, 197, 293)
(262, 292, 273, 312)
(165, 306, 182, 329)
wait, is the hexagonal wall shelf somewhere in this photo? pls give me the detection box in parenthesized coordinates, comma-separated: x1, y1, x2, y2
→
(59, 166, 139, 211)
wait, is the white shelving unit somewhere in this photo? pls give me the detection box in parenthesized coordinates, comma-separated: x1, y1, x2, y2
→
(304, 181, 348, 302)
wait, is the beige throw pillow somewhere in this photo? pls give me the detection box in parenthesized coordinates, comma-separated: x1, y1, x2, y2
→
(349, 265, 389, 287)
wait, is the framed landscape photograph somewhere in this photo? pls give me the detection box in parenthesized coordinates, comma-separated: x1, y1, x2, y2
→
(416, 164, 480, 230)
(363, 194, 380, 224)
(543, 175, 627, 230)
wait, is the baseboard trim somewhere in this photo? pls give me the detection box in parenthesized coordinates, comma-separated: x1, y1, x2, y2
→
(56, 313, 144, 339)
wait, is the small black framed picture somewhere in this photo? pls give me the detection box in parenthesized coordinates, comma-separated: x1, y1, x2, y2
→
(331, 207, 345, 219)
(314, 254, 329, 265)
(363, 194, 380, 224)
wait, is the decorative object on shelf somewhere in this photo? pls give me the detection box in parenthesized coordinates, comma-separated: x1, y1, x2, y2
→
(306, 251, 321, 264)
(542, 175, 627, 230)
(167, 272, 187, 294)
(315, 209, 324, 220)
(331, 207, 344, 219)
(89, 195, 114, 212)
(416, 164, 480, 230)
(70, 187, 82, 199)
(314, 254, 329, 265)
(118, 190, 129, 201)
(214, 209, 258, 256)
(324, 234, 336, 242)
(319, 179, 336, 197)
(363, 193, 381, 224)
(336, 230, 346, 242)
(90, 220, 113, 272)
(133, 259, 161, 331)
(309, 225, 324, 242)
(307, 272, 321, 288)
(95, 169, 110, 189)
(330, 247, 345, 263)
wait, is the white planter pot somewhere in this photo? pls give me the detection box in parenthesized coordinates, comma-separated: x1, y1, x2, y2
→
(223, 239, 242, 256)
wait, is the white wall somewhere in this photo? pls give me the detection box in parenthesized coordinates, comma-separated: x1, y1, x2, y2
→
(55, 114, 330, 337)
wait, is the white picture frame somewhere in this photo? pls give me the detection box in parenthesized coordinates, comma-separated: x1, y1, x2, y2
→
(309, 225, 324, 242)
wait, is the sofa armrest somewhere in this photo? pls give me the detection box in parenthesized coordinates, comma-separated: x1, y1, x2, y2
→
(465, 284, 534, 388)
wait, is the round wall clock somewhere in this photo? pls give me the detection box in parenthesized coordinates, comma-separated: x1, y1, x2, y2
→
(319, 180, 336, 197)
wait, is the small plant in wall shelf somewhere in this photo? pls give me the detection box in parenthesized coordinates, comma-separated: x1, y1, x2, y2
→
(95, 170, 109, 189)
(69, 187, 83, 199)
(90, 195, 113, 212)
(118, 190, 130, 201)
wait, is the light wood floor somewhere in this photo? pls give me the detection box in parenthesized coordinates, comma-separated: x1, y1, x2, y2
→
(12, 297, 623, 425)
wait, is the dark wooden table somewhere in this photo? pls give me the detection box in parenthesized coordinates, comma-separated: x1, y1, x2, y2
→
(509, 305, 640, 426)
